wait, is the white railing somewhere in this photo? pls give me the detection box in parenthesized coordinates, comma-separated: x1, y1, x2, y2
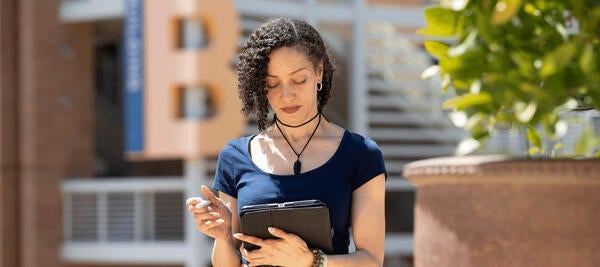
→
(61, 177, 191, 264)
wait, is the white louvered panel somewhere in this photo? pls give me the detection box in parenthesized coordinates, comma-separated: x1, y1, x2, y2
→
(367, 64, 425, 77)
(369, 111, 449, 127)
(368, 79, 437, 97)
(365, 23, 461, 187)
(370, 128, 461, 143)
(153, 192, 184, 241)
(107, 193, 135, 241)
(369, 95, 442, 111)
(70, 193, 98, 241)
(381, 144, 456, 158)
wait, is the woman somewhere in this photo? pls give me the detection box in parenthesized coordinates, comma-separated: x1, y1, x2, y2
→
(186, 17, 386, 267)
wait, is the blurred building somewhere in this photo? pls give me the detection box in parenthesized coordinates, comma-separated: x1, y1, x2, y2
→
(0, 0, 465, 267)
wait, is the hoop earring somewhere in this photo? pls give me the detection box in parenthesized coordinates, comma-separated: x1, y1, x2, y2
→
(317, 82, 323, 91)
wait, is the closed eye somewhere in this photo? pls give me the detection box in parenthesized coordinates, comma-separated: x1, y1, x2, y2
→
(293, 79, 306, 85)
(265, 83, 279, 90)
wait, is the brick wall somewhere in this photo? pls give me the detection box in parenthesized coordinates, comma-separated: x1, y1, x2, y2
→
(13, 0, 94, 266)
(0, 0, 19, 266)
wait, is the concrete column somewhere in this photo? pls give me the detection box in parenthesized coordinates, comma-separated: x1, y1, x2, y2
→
(0, 0, 19, 266)
(18, 0, 94, 266)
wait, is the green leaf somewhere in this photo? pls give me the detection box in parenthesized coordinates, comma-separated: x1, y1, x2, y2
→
(550, 142, 564, 158)
(523, 3, 541, 16)
(442, 93, 492, 110)
(527, 126, 542, 148)
(441, 74, 451, 92)
(439, 49, 487, 80)
(441, 0, 469, 11)
(448, 30, 478, 57)
(574, 126, 600, 157)
(514, 101, 537, 123)
(579, 44, 596, 74)
(528, 146, 541, 156)
(519, 83, 549, 101)
(417, 7, 462, 37)
(423, 40, 450, 59)
(540, 41, 577, 78)
(421, 65, 440, 80)
(492, 0, 523, 25)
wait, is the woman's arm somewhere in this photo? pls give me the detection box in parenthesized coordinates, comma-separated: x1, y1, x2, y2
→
(327, 173, 386, 267)
(188, 186, 244, 267)
(211, 191, 244, 267)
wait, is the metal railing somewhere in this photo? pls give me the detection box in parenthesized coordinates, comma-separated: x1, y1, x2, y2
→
(62, 177, 189, 264)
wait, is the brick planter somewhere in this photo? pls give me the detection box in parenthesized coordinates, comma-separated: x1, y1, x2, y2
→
(404, 156, 600, 267)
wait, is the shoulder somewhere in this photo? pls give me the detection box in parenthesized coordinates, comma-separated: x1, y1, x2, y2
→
(344, 130, 382, 153)
(218, 135, 253, 159)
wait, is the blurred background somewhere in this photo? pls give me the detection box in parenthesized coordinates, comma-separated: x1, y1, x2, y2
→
(1, 0, 597, 267)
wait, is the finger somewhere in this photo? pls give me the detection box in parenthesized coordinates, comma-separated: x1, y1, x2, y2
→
(196, 219, 225, 233)
(268, 227, 307, 246)
(202, 218, 225, 227)
(242, 249, 266, 267)
(188, 202, 215, 213)
(191, 211, 220, 221)
(194, 199, 212, 209)
(233, 233, 264, 247)
(185, 197, 204, 206)
(201, 185, 220, 203)
(267, 227, 292, 240)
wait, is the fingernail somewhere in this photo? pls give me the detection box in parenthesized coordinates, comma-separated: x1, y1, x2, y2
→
(268, 227, 274, 233)
(233, 233, 241, 238)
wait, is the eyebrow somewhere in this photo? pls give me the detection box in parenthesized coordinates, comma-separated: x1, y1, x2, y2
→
(267, 67, 307, 77)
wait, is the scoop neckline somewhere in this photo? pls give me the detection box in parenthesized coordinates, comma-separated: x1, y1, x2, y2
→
(246, 129, 349, 177)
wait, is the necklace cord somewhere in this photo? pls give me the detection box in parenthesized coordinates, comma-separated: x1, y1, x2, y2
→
(275, 113, 322, 174)
(275, 112, 320, 128)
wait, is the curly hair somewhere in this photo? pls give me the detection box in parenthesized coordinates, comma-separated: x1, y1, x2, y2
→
(235, 17, 336, 131)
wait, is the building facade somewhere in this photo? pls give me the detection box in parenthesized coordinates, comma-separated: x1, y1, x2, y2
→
(0, 1, 462, 267)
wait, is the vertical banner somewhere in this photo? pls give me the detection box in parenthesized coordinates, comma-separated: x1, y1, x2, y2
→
(123, 0, 144, 154)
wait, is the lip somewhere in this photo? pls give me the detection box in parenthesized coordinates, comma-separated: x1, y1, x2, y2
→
(281, 106, 301, 114)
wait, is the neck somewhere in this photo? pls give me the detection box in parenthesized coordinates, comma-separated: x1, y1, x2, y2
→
(275, 112, 319, 127)
(274, 113, 322, 141)
(274, 112, 321, 140)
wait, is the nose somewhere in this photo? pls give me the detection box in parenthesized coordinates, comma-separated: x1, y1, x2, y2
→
(281, 83, 295, 101)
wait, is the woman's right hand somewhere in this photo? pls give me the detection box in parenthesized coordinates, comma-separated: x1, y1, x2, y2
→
(186, 185, 233, 241)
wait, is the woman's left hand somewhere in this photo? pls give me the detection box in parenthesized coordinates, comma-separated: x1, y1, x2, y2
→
(233, 227, 314, 267)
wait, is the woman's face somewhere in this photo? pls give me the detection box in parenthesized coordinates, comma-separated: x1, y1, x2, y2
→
(265, 46, 323, 125)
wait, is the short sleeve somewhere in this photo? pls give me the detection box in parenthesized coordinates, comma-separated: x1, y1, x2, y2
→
(352, 138, 387, 190)
(212, 145, 238, 198)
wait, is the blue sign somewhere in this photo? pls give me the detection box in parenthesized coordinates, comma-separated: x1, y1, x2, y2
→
(123, 0, 144, 153)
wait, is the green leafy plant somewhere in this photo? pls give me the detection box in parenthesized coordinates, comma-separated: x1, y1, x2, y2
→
(419, 0, 600, 157)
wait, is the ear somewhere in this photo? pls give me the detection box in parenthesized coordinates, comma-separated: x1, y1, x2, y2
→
(315, 60, 324, 83)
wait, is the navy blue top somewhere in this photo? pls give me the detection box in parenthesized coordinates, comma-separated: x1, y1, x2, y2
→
(212, 130, 386, 254)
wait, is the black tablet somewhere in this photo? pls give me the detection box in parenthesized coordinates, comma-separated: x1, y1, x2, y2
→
(239, 199, 333, 253)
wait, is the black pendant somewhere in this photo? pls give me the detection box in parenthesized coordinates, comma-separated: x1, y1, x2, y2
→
(294, 160, 301, 175)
